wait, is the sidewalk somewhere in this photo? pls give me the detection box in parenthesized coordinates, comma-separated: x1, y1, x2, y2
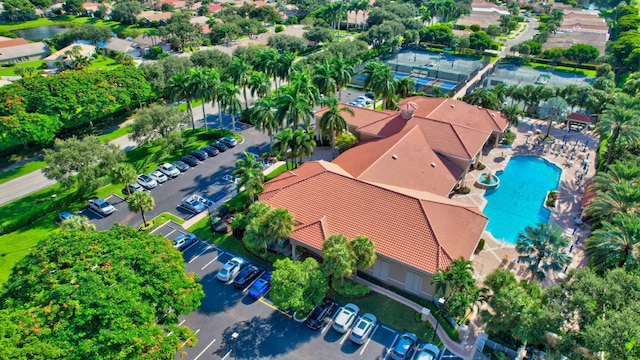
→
(353, 276, 478, 359)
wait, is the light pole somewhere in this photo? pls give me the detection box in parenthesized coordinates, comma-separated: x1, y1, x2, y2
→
(50, 194, 59, 219)
(231, 332, 239, 360)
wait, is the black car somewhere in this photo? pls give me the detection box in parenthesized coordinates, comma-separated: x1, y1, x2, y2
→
(233, 265, 264, 289)
(306, 299, 338, 330)
(190, 149, 208, 161)
(202, 146, 219, 157)
(173, 160, 190, 172)
(211, 141, 228, 152)
(180, 155, 199, 167)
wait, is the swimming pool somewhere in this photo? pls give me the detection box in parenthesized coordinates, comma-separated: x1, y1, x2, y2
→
(483, 156, 562, 244)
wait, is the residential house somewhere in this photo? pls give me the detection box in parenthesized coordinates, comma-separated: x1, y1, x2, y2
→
(103, 37, 140, 57)
(260, 97, 507, 300)
(0, 40, 51, 64)
(190, 16, 211, 34)
(543, 10, 609, 54)
(44, 43, 95, 68)
(136, 11, 173, 26)
(455, 0, 508, 30)
(132, 34, 168, 54)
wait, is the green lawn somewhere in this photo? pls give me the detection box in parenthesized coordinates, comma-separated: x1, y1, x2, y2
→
(0, 15, 136, 34)
(529, 64, 597, 77)
(0, 159, 46, 185)
(97, 124, 133, 143)
(87, 55, 122, 71)
(0, 60, 46, 76)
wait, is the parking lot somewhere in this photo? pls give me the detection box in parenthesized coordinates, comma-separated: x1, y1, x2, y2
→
(77, 126, 270, 231)
(151, 220, 406, 360)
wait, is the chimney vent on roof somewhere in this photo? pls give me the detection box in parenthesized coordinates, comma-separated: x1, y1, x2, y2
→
(392, 154, 398, 160)
(398, 101, 418, 120)
(431, 162, 436, 167)
(450, 104, 455, 108)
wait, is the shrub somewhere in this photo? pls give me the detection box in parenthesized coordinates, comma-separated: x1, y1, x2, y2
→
(332, 278, 371, 298)
(474, 239, 485, 254)
(455, 187, 471, 194)
(476, 163, 486, 170)
(138, 220, 155, 232)
(470, 24, 481, 32)
(275, 25, 285, 33)
(457, 24, 466, 30)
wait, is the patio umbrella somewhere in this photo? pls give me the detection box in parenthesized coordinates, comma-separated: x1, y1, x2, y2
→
(586, 153, 590, 159)
(583, 162, 588, 170)
(573, 142, 579, 151)
(562, 135, 566, 142)
(569, 245, 574, 253)
(572, 227, 578, 235)
(583, 140, 589, 151)
(575, 236, 581, 244)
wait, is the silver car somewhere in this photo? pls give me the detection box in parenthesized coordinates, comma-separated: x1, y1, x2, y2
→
(412, 343, 440, 360)
(217, 257, 245, 282)
(149, 170, 169, 184)
(332, 303, 360, 333)
(137, 174, 158, 189)
(350, 313, 377, 344)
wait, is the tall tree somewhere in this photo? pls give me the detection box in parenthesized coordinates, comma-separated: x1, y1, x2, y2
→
(233, 152, 265, 202)
(430, 258, 482, 320)
(129, 103, 189, 145)
(319, 95, 354, 159)
(330, 54, 355, 102)
(219, 81, 242, 133)
(228, 55, 252, 110)
(291, 128, 316, 164)
(586, 213, 640, 271)
(350, 235, 377, 270)
(248, 71, 272, 99)
(516, 223, 571, 282)
(275, 85, 314, 130)
(0, 225, 204, 358)
(540, 96, 569, 139)
(272, 128, 295, 170)
(167, 71, 197, 130)
(596, 105, 640, 166)
(128, 191, 155, 228)
(311, 58, 337, 97)
(322, 234, 356, 286)
(585, 181, 640, 223)
(111, 163, 138, 196)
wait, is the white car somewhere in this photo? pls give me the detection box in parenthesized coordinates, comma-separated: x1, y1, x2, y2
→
(332, 303, 360, 333)
(149, 170, 168, 184)
(217, 257, 245, 282)
(350, 313, 377, 344)
(137, 174, 158, 189)
(412, 343, 440, 360)
(157, 163, 180, 178)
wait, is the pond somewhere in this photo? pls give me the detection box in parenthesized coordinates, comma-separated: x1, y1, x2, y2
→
(12, 25, 71, 40)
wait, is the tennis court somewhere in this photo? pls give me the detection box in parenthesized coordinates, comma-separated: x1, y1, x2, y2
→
(353, 73, 458, 91)
(482, 64, 595, 89)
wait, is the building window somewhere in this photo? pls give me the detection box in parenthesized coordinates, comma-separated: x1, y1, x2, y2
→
(404, 271, 423, 294)
(372, 260, 389, 281)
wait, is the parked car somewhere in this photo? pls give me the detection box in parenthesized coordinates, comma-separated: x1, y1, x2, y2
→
(233, 264, 264, 289)
(364, 93, 375, 100)
(211, 141, 228, 152)
(149, 170, 169, 184)
(248, 272, 271, 299)
(390, 332, 418, 360)
(221, 174, 239, 184)
(190, 149, 208, 161)
(181, 195, 209, 213)
(158, 163, 180, 178)
(126, 183, 144, 194)
(137, 174, 158, 189)
(58, 211, 75, 222)
(332, 303, 360, 333)
(210, 216, 229, 233)
(217, 257, 245, 282)
(305, 299, 338, 330)
(173, 233, 197, 251)
(202, 145, 219, 157)
(87, 197, 116, 216)
(356, 96, 373, 105)
(180, 155, 199, 167)
(219, 137, 237, 147)
(350, 313, 377, 345)
(412, 343, 440, 360)
(173, 160, 190, 172)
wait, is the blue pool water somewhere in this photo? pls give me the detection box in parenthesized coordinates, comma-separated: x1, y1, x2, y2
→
(483, 156, 562, 244)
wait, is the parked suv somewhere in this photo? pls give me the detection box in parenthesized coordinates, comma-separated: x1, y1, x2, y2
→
(306, 299, 338, 330)
(332, 303, 359, 333)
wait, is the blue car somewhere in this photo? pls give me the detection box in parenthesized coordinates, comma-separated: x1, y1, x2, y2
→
(248, 272, 271, 299)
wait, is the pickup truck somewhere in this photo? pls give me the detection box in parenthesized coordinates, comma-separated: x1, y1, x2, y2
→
(87, 197, 116, 216)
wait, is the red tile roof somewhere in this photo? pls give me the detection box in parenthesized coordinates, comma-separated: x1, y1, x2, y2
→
(568, 112, 592, 124)
(260, 161, 488, 274)
(0, 38, 29, 48)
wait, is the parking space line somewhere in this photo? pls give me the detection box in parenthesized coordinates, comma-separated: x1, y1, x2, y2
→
(380, 324, 395, 332)
(386, 334, 399, 358)
(258, 298, 292, 318)
(182, 329, 200, 347)
(201, 252, 224, 270)
(221, 350, 232, 360)
(179, 320, 186, 326)
(188, 245, 214, 263)
(339, 331, 350, 345)
(192, 338, 217, 360)
(242, 275, 262, 294)
(322, 311, 339, 334)
(360, 325, 378, 355)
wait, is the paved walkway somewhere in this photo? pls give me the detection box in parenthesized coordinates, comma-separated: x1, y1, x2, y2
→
(453, 18, 539, 99)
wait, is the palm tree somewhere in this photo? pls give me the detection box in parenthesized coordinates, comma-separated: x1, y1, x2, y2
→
(228, 55, 252, 110)
(585, 213, 640, 272)
(219, 81, 242, 133)
(330, 54, 354, 102)
(263, 207, 295, 253)
(585, 181, 640, 223)
(396, 77, 416, 98)
(350, 235, 376, 270)
(291, 128, 316, 164)
(111, 163, 137, 196)
(232, 152, 265, 202)
(275, 86, 314, 130)
(420, 5, 432, 25)
(516, 223, 571, 282)
(464, 88, 500, 110)
(540, 97, 568, 139)
(275, 52, 295, 89)
(272, 128, 294, 170)
(323, 234, 356, 286)
(167, 71, 197, 130)
(596, 105, 640, 166)
(371, 65, 396, 110)
(289, 70, 320, 106)
(319, 95, 354, 159)
(252, 48, 278, 86)
(61, 215, 96, 232)
(128, 191, 155, 228)
(190, 68, 216, 131)
(363, 60, 385, 109)
(589, 161, 640, 193)
(251, 95, 279, 146)
(430, 258, 479, 319)
(248, 71, 272, 99)
(500, 104, 520, 128)
(312, 58, 337, 97)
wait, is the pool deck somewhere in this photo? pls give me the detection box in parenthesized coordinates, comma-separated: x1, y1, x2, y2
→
(453, 118, 596, 286)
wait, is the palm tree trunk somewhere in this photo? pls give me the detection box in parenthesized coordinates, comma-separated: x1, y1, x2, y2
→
(217, 100, 224, 130)
(187, 101, 195, 130)
(201, 102, 208, 131)
(606, 129, 620, 166)
(243, 87, 249, 111)
(231, 114, 237, 133)
(338, 88, 342, 102)
(331, 131, 337, 159)
(141, 210, 147, 227)
(545, 117, 553, 139)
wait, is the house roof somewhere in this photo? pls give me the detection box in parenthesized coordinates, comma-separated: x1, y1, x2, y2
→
(0, 42, 51, 62)
(333, 124, 463, 197)
(0, 38, 29, 48)
(455, 12, 501, 28)
(44, 44, 95, 62)
(133, 34, 163, 47)
(137, 11, 172, 21)
(104, 38, 135, 53)
(568, 112, 592, 124)
(260, 161, 488, 274)
(315, 105, 396, 135)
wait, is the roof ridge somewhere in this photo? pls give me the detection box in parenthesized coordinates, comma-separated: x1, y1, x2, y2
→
(356, 113, 401, 133)
(356, 124, 423, 178)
